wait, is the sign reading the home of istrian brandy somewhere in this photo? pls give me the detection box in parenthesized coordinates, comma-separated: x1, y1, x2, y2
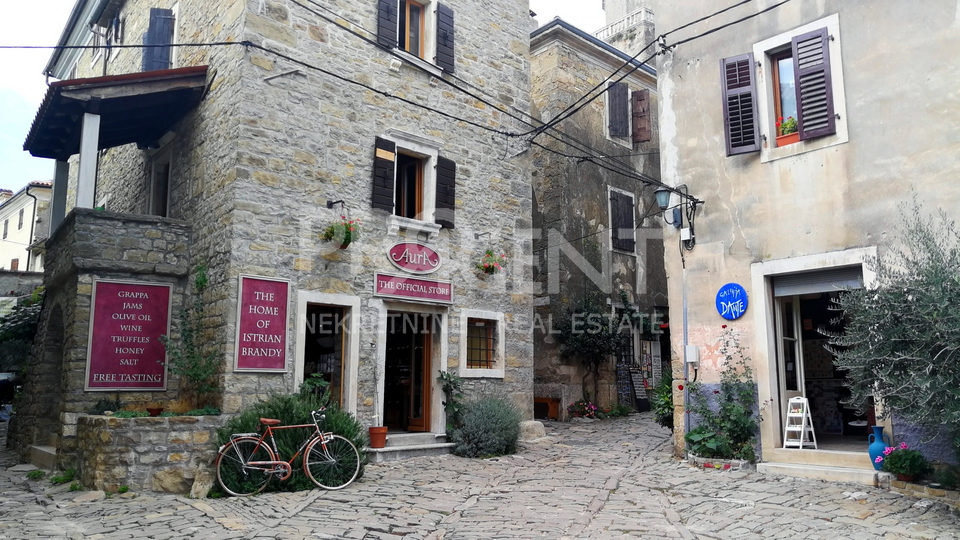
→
(85, 280, 172, 391)
(387, 242, 442, 275)
(235, 275, 290, 372)
(374, 273, 453, 304)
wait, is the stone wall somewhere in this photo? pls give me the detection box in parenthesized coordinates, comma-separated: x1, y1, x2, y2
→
(9, 209, 191, 466)
(76, 415, 222, 494)
(0, 271, 43, 297)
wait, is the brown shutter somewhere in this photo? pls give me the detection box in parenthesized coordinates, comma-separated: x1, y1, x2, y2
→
(142, 8, 174, 72)
(610, 192, 635, 251)
(607, 82, 629, 137)
(372, 137, 396, 212)
(631, 89, 651, 143)
(435, 3, 455, 73)
(720, 53, 760, 156)
(435, 156, 456, 228)
(792, 27, 835, 140)
(376, 0, 399, 49)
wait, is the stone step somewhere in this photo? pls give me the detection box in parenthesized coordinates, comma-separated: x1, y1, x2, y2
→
(757, 462, 887, 487)
(384, 432, 446, 448)
(46, 433, 59, 448)
(366, 442, 454, 464)
(765, 448, 874, 469)
(29, 445, 57, 470)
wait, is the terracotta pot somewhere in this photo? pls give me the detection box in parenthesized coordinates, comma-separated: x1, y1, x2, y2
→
(368, 426, 388, 448)
(339, 241, 351, 250)
(775, 132, 799, 147)
(146, 407, 164, 417)
(896, 473, 916, 482)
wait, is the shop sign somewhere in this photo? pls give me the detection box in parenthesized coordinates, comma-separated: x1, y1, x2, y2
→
(235, 275, 290, 371)
(716, 283, 748, 320)
(374, 273, 453, 303)
(85, 280, 172, 391)
(387, 242, 442, 275)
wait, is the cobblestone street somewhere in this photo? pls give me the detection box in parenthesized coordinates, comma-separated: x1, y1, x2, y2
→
(0, 414, 957, 539)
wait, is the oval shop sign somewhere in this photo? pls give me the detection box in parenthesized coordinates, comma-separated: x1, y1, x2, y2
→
(716, 283, 748, 320)
(387, 242, 442, 275)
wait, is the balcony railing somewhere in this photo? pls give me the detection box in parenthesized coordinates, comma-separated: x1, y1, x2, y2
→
(594, 8, 654, 42)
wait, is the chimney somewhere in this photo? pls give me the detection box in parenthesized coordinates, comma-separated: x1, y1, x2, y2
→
(0, 190, 12, 204)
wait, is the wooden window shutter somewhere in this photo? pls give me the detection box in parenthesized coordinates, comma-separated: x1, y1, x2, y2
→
(435, 156, 456, 228)
(376, 0, 399, 49)
(372, 137, 397, 212)
(792, 27, 836, 140)
(142, 8, 174, 72)
(610, 192, 635, 251)
(607, 82, 629, 137)
(435, 3, 455, 73)
(720, 53, 760, 156)
(631, 89, 651, 143)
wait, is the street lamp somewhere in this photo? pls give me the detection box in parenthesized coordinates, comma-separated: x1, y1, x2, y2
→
(653, 184, 701, 251)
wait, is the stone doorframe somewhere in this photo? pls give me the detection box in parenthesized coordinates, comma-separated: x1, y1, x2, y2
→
(293, 291, 360, 416)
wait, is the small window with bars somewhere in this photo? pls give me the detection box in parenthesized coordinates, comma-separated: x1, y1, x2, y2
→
(466, 318, 496, 369)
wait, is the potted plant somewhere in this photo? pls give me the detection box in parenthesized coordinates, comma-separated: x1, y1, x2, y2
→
(877, 442, 932, 482)
(775, 116, 799, 147)
(567, 399, 599, 419)
(322, 217, 360, 249)
(476, 249, 506, 275)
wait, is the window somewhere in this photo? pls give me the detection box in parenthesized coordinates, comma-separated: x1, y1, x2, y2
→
(606, 83, 652, 146)
(377, 0, 456, 73)
(17, 209, 24, 230)
(2, 220, 7, 239)
(459, 309, 505, 378)
(142, 7, 175, 72)
(372, 133, 456, 236)
(9, 259, 18, 272)
(609, 188, 636, 252)
(722, 14, 847, 159)
(466, 318, 496, 369)
(149, 151, 172, 217)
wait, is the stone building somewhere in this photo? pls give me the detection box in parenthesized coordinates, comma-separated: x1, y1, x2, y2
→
(652, 0, 960, 482)
(530, 19, 667, 419)
(16, 0, 534, 470)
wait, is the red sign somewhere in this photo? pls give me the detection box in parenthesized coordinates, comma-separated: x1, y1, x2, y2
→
(374, 273, 453, 303)
(235, 276, 289, 371)
(86, 280, 172, 391)
(387, 242, 442, 275)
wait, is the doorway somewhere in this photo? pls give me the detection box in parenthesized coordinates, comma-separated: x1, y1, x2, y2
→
(303, 305, 346, 406)
(383, 311, 434, 432)
(774, 291, 873, 450)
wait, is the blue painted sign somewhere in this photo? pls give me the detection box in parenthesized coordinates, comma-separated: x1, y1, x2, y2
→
(716, 283, 748, 320)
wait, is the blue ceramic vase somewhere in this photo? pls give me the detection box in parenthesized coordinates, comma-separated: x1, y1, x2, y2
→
(868, 425, 890, 470)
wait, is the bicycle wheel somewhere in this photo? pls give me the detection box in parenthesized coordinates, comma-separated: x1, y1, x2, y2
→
(304, 434, 360, 490)
(216, 437, 276, 497)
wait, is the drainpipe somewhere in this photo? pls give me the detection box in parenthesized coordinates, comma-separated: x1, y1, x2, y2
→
(682, 262, 690, 441)
(24, 185, 38, 272)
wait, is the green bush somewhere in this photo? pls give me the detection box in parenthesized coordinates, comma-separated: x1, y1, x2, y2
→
(50, 468, 76, 485)
(652, 376, 674, 430)
(451, 396, 521, 458)
(112, 411, 149, 418)
(214, 392, 367, 494)
(89, 398, 123, 415)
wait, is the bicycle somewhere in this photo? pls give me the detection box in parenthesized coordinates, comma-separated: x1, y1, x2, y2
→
(215, 407, 361, 496)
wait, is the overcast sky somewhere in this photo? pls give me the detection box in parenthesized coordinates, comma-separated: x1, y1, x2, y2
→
(0, 0, 606, 193)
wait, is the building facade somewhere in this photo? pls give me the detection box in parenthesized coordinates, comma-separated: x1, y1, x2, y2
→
(0, 182, 52, 273)
(16, 0, 535, 466)
(530, 19, 668, 418)
(653, 0, 960, 477)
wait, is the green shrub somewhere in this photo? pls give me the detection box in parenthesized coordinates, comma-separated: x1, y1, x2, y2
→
(185, 407, 221, 416)
(51, 468, 76, 485)
(451, 396, 521, 458)
(26, 470, 45, 481)
(112, 411, 149, 418)
(214, 392, 367, 494)
(117, 485, 129, 494)
(605, 403, 634, 418)
(69, 481, 82, 492)
(652, 376, 674, 430)
(89, 398, 123, 415)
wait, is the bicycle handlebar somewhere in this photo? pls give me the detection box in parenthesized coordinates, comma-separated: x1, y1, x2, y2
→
(311, 407, 326, 428)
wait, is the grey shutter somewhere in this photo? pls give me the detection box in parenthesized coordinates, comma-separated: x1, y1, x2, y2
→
(377, 0, 399, 49)
(773, 267, 862, 297)
(610, 192, 635, 251)
(720, 53, 760, 156)
(372, 137, 396, 212)
(792, 27, 836, 140)
(435, 3, 455, 73)
(608, 82, 629, 137)
(142, 8, 174, 72)
(435, 156, 456, 228)
(631, 89, 651, 143)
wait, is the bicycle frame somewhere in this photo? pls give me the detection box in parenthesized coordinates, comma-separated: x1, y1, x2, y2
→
(227, 410, 329, 481)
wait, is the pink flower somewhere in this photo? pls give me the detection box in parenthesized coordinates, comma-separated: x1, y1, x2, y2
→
(875, 456, 883, 463)
(899, 442, 908, 449)
(883, 447, 894, 455)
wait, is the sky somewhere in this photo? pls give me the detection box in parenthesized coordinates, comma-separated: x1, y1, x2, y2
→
(0, 0, 606, 193)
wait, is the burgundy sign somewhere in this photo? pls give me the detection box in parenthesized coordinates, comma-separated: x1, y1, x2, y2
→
(86, 280, 171, 390)
(235, 276, 289, 371)
(387, 242, 442, 275)
(375, 273, 453, 303)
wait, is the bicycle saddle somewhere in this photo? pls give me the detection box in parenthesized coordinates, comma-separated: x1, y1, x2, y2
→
(259, 418, 281, 426)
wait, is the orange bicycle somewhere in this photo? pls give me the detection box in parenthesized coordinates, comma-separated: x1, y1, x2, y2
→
(215, 408, 360, 496)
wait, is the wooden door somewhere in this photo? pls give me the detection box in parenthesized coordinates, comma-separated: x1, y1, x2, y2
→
(406, 323, 431, 431)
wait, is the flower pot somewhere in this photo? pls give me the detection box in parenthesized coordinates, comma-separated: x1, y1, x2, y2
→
(775, 132, 799, 147)
(146, 407, 164, 417)
(896, 473, 916, 482)
(368, 426, 388, 449)
(868, 425, 890, 471)
(339, 241, 351, 250)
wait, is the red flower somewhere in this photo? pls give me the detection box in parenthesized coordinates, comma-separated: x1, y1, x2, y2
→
(677, 384, 684, 391)
(721, 324, 727, 329)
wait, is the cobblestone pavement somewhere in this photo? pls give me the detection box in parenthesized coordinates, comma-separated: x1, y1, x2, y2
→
(0, 414, 958, 539)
